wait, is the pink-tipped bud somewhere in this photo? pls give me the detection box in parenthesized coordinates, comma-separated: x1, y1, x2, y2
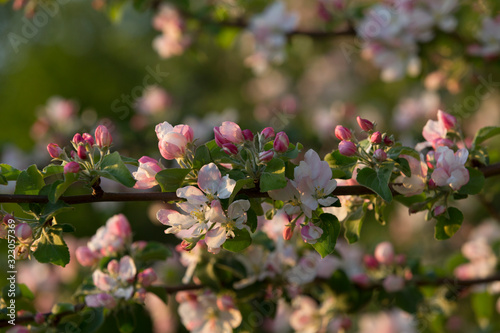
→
(107, 214, 132, 239)
(138, 268, 157, 287)
(373, 149, 387, 161)
(3, 214, 15, 225)
(180, 240, 196, 251)
(47, 143, 63, 158)
(434, 205, 446, 216)
(217, 295, 235, 311)
(259, 150, 274, 163)
(437, 110, 457, 130)
(363, 255, 379, 269)
(73, 133, 83, 144)
(242, 129, 254, 141)
(383, 135, 394, 146)
(273, 132, 289, 153)
(15, 223, 32, 243)
(222, 143, 238, 155)
(107, 260, 120, 276)
(370, 131, 382, 144)
(82, 133, 95, 146)
(283, 225, 293, 241)
(77, 145, 87, 160)
(261, 127, 275, 139)
(214, 127, 229, 147)
(75, 246, 98, 267)
(64, 161, 80, 174)
(357, 116, 374, 131)
(428, 178, 437, 189)
(34, 313, 45, 325)
(334, 126, 352, 141)
(426, 151, 435, 169)
(374, 242, 394, 265)
(95, 125, 112, 148)
(383, 275, 405, 292)
(338, 140, 357, 156)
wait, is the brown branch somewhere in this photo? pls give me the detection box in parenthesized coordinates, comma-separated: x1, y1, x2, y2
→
(1, 162, 499, 204)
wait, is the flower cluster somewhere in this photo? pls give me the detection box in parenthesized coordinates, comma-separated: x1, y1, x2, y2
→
(358, 1, 458, 81)
(157, 163, 250, 254)
(246, 1, 298, 73)
(0, 213, 33, 260)
(152, 4, 191, 59)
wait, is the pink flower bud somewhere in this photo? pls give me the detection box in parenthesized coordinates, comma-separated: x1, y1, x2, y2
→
(373, 149, 387, 161)
(434, 205, 446, 216)
(283, 225, 293, 240)
(138, 268, 157, 287)
(437, 110, 457, 130)
(383, 135, 394, 146)
(426, 151, 435, 169)
(107, 260, 120, 276)
(219, 121, 244, 144)
(35, 313, 45, 325)
(273, 132, 289, 153)
(357, 116, 374, 131)
(222, 143, 238, 155)
(351, 274, 371, 287)
(77, 145, 87, 160)
(76, 246, 98, 267)
(180, 240, 196, 251)
(15, 223, 32, 243)
(95, 125, 112, 147)
(175, 124, 194, 143)
(334, 125, 352, 141)
(3, 213, 15, 225)
(363, 255, 379, 269)
(217, 295, 235, 311)
(175, 291, 197, 303)
(383, 275, 405, 292)
(64, 161, 80, 174)
(338, 140, 357, 156)
(374, 242, 394, 265)
(214, 127, 230, 147)
(85, 293, 117, 309)
(47, 143, 63, 158)
(261, 127, 275, 139)
(300, 224, 323, 244)
(82, 133, 95, 146)
(370, 131, 382, 144)
(259, 150, 274, 163)
(428, 179, 437, 189)
(73, 133, 83, 144)
(242, 129, 254, 141)
(107, 214, 132, 239)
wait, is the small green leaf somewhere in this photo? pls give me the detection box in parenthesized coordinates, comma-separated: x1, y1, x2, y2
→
(33, 228, 70, 267)
(193, 145, 212, 170)
(42, 165, 64, 177)
(97, 152, 136, 188)
(247, 208, 258, 233)
(222, 228, 252, 252)
(259, 158, 287, 192)
(324, 150, 358, 179)
(472, 291, 494, 328)
(51, 302, 75, 315)
(281, 142, 303, 160)
(472, 126, 500, 147)
(356, 162, 394, 202)
(229, 178, 255, 203)
(14, 165, 45, 195)
(387, 145, 420, 160)
(394, 157, 411, 177)
(120, 156, 139, 166)
(0, 164, 21, 181)
(155, 168, 191, 192)
(343, 203, 369, 244)
(458, 167, 485, 195)
(50, 172, 79, 203)
(311, 213, 341, 258)
(434, 207, 463, 240)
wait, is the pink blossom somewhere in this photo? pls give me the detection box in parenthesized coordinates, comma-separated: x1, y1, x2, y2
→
(73, 133, 83, 144)
(197, 163, 236, 199)
(47, 143, 62, 158)
(290, 149, 338, 217)
(64, 161, 80, 174)
(152, 5, 191, 59)
(300, 224, 323, 244)
(283, 225, 293, 240)
(437, 110, 457, 130)
(374, 242, 394, 265)
(85, 293, 117, 309)
(383, 275, 405, 292)
(420, 110, 456, 149)
(92, 256, 137, 301)
(433, 205, 446, 216)
(242, 129, 254, 141)
(273, 131, 289, 153)
(82, 133, 95, 146)
(133, 156, 163, 189)
(431, 146, 469, 190)
(75, 246, 99, 267)
(107, 214, 132, 239)
(135, 86, 171, 114)
(95, 125, 112, 148)
(363, 255, 379, 269)
(15, 223, 32, 243)
(216, 121, 244, 144)
(222, 143, 238, 155)
(338, 140, 357, 156)
(393, 155, 428, 197)
(156, 121, 193, 160)
(138, 268, 157, 287)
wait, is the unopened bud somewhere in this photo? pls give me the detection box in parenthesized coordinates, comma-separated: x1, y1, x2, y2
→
(383, 135, 394, 146)
(338, 140, 357, 156)
(259, 150, 274, 163)
(283, 225, 293, 241)
(73, 133, 83, 144)
(82, 133, 95, 146)
(273, 132, 289, 153)
(334, 126, 352, 141)
(357, 116, 374, 131)
(242, 129, 254, 141)
(261, 127, 275, 139)
(370, 131, 382, 144)
(95, 125, 112, 148)
(222, 143, 238, 155)
(363, 255, 379, 269)
(64, 161, 80, 174)
(15, 223, 32, 243)
(138, 268, 157, 287)
(373, 149, 387, 161)
(47, 143, 63, 158)
(77, 145, 87, 160)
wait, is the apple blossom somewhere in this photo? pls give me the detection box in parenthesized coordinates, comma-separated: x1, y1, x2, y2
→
(431, 146, 469, 190)
(300, 224, 323, 244)
(215, 121, 244, 145)
(363, 255, 379, 270)
(155, 121, 193, 160)
(82, 133, 94, 146)
(47, 143, 63, 158)
(383, 135, 394, 146)
(283, 225, 293, 241)
(138, 268, 158, 287)
(75, 246, 99, 267)
(85, 293, 117, 309)
(95, 125, 112, 147)
(259, 150, 274, 163)
(373, 149, 387, 161)
(242, 129, 254, 141)
(437, 110, 457, 130)
(374, 242, 394, 265)
(133, 156, 163, 189)
(371, 131, 382, 143)
(393, 155, 428, 197)
(64, 161, 80, 174)
(261, 127, 275, 139)
(15, 223, 32, 243)
(334, 125, 352, 141)
(339, 140, 357, 156)
(77, 145, 87, 160)
(222, 143, 238, 155)
(273, 131, 289, 153)
(73, 133, 84, 144)
(357, 116, 374, 131)
(434, 205, 446, 216)
(152, 4, 191, 59)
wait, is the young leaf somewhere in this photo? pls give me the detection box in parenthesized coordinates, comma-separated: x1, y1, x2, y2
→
(14, 165, 45, 195)
(387, 145, 420, 160)
(458, 167, 485, 195)
(97, 152, 137, 187)
(222, 228, 252, 252)
(50, 172, 79, 203)
(33, 228, 70, 267)
(324, 150, 358, 179)
(356, 162, 394, 202)
(311, 213, 341, 258)
(434, 207, 463, 240)
(193, 145, 212, 170)
(229, 178, 255, 203)
(155, 168, 191, 192)
(472, 126, 500, 147)
(259, 158, 287, 192)
(0, 164, 21, 181)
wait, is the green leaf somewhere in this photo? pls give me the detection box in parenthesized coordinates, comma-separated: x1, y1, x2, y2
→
(33, 228, 70, 267)
(324, 150, 358, 179)
(229, 178, 255, 203)
(259, 158, 287, 192)
(311, 213, 341, 258)
(155, 168, 191, 192)
(281, 142, 303, 160)
(434, 207, 463, 240)
(50, 172, 79, 203)
(222, 228, 252, 252)
(472, 126, 500, 147)
(42, 165, 64, 178)
(394, 157, 411, 177)
(51, 302, 75, 315)
(472, 291, 494, 328)
(18, 284, 34, 300)
(120, 156, 139, 166)
(97, 152, 136, 188)
(343, 203, 369, 244)
(247, 208, 258, 233)
(206, 140, 232, 163)
(0, 164, 21, 181)
(387, 145, 420, 160)
(133, 242, 171, 262)
(458, 167, 485, 195)
(114, 305, 136, 333)
(356, 162, 394, 202)
(14, 165, 44, 195)
(78, 308, 105, 333)
(395, 286, 423, 314)
(193, 145, 212, 170)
